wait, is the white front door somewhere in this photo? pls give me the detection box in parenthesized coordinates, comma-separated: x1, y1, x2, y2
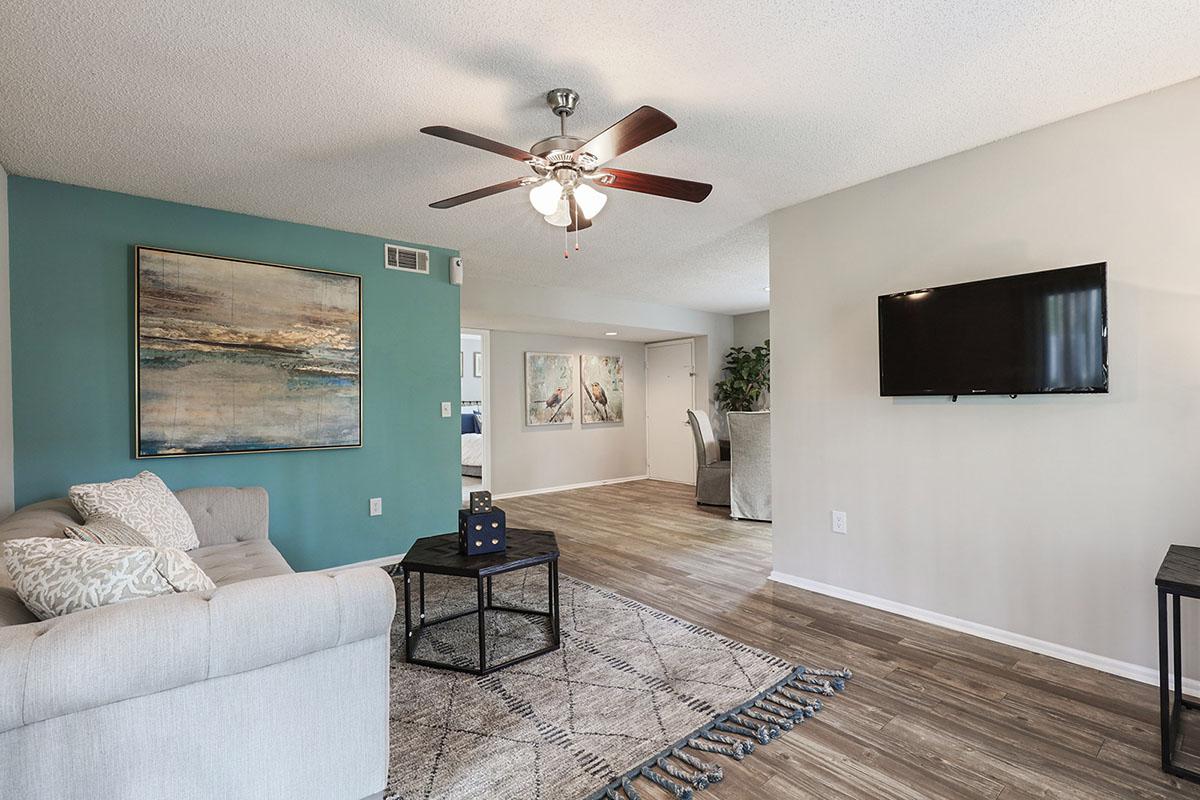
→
(645, 339, 696, 484)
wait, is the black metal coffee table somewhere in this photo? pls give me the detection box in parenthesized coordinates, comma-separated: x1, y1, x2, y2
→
(401, 528, 560, 675)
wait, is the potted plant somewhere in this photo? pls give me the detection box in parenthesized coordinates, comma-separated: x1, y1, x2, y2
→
(715, 339, 770, 412)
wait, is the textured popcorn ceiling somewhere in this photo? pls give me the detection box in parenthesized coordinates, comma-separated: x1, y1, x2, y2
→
(2, 1, 1199, 314)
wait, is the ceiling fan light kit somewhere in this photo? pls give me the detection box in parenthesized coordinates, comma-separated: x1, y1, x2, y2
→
(421, 87, 712, 257)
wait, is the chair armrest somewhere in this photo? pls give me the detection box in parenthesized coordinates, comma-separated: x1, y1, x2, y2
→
(0, 566, 395, 733)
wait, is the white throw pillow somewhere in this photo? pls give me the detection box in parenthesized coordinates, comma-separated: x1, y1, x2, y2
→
(68, 471, 199, 551)
(1, 537, 215, 620)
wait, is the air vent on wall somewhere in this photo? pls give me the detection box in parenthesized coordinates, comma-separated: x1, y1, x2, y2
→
(384, 243, 430, 274)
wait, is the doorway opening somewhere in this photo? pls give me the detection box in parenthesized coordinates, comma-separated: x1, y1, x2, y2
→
(460, 329, 490, 503)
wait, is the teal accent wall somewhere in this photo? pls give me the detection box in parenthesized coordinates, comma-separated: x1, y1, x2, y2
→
(7, 176, 461, 571)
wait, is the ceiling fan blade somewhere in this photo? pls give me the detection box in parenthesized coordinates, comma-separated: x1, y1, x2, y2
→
(429, 178, 532, 209)
(572, 106, 676, 167)
(593, 168, 712, 203)
(420, 126, 543, 164)
(566, 194, 592, 232)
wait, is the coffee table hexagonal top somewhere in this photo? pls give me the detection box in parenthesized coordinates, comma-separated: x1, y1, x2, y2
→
(400, 529, 560, 675)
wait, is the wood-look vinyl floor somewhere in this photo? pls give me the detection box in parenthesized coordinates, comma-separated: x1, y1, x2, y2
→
(500, 479, 1200, 800)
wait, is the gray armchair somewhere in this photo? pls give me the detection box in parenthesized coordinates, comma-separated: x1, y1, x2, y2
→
(687, 408, 730, 507)
(728, 411, 771, 521)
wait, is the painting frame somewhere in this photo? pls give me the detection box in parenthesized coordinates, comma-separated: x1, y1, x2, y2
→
(524, 351, 575, 427)
(473, 352, 483, 378)
(580, 354, 625, 425)
(134, 245, 363, 458)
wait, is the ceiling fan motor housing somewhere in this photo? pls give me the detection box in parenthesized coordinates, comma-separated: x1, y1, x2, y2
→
(546, 88, 579, 117)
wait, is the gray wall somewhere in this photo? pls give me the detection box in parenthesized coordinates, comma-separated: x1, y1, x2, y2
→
(733, 310, 769, 349)
(769, 76, 1200, 676)
(0, 168, 12, 515)
(490, 331, 646, 496)
(460, 334, 482, 403)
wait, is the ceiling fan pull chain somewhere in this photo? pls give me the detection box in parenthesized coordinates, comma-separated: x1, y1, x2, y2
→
(563, 226, 569, 260)
(574, 200, 580, 251)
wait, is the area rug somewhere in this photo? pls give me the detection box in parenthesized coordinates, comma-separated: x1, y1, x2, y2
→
(386, 569, 850, 800)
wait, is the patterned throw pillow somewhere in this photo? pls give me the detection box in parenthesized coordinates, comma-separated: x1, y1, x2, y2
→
(1, 537, 215, 620)
(68, 471, 199, 551)
(63, 516, 153, 547)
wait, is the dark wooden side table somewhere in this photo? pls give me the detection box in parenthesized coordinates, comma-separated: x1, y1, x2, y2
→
(1156, 545, 1200, 782)
(401, 528, 560, 675)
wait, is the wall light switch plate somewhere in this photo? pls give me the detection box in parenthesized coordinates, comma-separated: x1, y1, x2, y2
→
(831, 510, 847, 534)
(441, 402, 452, 418)
(370, 498, 383, 517)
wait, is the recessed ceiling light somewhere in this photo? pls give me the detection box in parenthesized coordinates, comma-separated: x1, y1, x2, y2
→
(763, 286, 770, 292)
(604, 331, 619, 336)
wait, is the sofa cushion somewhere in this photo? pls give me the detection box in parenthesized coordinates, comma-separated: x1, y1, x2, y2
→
(188, 539, 293, 586)
(2, 538, 215, 620)
(68, 471, 199, 551)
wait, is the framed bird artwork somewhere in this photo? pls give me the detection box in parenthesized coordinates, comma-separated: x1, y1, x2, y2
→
(580, 354, 624, 424)
(525, 352, 575, 426)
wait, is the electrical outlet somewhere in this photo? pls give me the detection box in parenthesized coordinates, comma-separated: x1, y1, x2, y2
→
(370, 497, 382, 517)
(831, 510, 847, 534)
(440, 401, 452, 418)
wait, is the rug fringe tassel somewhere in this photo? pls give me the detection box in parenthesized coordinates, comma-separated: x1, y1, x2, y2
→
(687, 736, 744, 760)
(671, 748, 723, 783)
(713, 719, 770, 745)
(657, 755, 708, 790)
(585, 665, 851, 800)
(640, 765, 693, 799)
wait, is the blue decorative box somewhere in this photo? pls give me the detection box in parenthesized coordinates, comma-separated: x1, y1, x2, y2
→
(458, 507, 506, 556)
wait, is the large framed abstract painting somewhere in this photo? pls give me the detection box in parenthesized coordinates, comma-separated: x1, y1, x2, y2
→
(525, 352, 574, 426)
(135, 246, 362, 457)
(580, 354, 624, 424)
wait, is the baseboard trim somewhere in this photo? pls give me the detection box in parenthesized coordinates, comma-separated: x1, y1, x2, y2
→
(493, 475, 648, 500)
(768, 569, 1200, 695)
(328, 552, 406, 572)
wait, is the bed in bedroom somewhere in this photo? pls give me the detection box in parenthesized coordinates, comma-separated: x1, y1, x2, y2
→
(461, 409, 483, 477)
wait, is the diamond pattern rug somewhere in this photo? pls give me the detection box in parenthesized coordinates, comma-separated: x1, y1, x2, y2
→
(386, 570, 849, 800)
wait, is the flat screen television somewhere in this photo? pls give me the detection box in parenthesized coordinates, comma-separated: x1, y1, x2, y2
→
(878, 263, 1108, 397)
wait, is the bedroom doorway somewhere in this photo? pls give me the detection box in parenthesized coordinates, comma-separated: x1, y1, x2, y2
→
(461, 329, 490, 503)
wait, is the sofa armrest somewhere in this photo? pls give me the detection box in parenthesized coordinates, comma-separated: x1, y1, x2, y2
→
(0, 566, 395, 733)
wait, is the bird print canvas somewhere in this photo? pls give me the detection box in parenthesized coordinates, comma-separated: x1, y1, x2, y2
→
(581, 354, 624, 424)
(525, 352, 575, 426)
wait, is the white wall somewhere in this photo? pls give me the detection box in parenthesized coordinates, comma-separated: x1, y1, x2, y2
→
(462, 276, 733, 419)
(733, 310, 769, 349)
(770, 76, 1200, 679)
(489, 330, 646, 496)
(460, 333, 482, 403)
(0, 165, 12, 516)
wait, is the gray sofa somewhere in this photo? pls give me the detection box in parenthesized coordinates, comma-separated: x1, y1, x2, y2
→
(0, 486, 395, 800)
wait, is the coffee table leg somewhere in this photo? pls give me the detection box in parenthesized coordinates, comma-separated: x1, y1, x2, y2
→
(404, 569, 413, 662)
(486, 575, 493, 609)
(477, 576, 487, 673)
(551, 561, 560, 646)
(419, 571, 426, 624)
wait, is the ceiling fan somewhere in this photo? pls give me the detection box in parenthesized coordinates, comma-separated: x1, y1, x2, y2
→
(421, 88, 712, 253)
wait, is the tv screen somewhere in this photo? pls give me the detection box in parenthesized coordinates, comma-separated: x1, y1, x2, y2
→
(878, 263, 1108, 397)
